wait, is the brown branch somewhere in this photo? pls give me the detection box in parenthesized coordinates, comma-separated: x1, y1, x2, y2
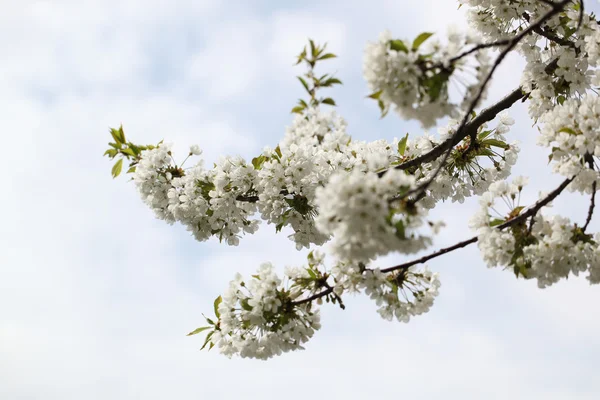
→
(382, 87, 524, 176)
(533, 26, 578, 49)
(381, 176, 574, 273)
(583, 181, 597, 232)
(289, 177, 574, 305)
(291, 287, 333, 306)
(583, 153, 596, 232)
(236, 194, 259, 202)
(381, 237, 477, 273)
(396, 0, 572, 202)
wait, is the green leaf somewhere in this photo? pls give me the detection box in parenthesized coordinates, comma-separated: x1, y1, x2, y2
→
(321, 98, 336, 106)
(291, 105, 305, 114)
(117, 125, 126, 142)
(477, 148, 495, 157)
(121, 147, 136, 157)
(275, 222, 284, 233)
(295, 46, 307, 65)
(558, 127, 578, 135)
(394, 219, 406, 239)
(200, 331, 214, 351)
(187, 326, 211, 336)
(378, 99, 389, 118)
(110, 128, 122, 145)
(389, 39, 408, 53)
(126, 166, 136, 174)
(481, 138, 509, 149)
(424, 71, 450, 102)
(240, 298, 253, 311)
(412, 32, 434, 51)
(297, 76, 310, 93)
(478, 130, 493, 140)
(111, 159, 123, 178)
(398, 133, 409, 156)
(367, 90, 383, 100)
(557, 95, 566, 105)
(110, 125, 126, 144)
(104, 149, 118, 158)
(489, 218, 505, 227)
(252, 155, 266, 170)
(213, 296, 222, 318)
(322, 78, 342, 87)
(306, 268, 317, 279)
(318, 53, 337, 60)
(275, 146, 283, 158)
(309, 39, 317, 57)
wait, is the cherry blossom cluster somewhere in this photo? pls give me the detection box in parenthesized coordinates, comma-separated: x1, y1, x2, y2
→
(314, 169, 431, 262)
(134, 145, 260, 245)
(196, 262, 322, 360)
(363, 28, 492, 127)
(254, 107, 399, 249)
(461, 0, 555, 41)
(362, 266, 440, 322)
(462, 0, 598, 120)
(539, 95, 600, 193)
(470, 177, 600, 287)
(190, 252, 441, 359)
(411, 114, 520, 208)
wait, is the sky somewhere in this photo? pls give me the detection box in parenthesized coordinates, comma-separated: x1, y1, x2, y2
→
(1, 1, 600, 399)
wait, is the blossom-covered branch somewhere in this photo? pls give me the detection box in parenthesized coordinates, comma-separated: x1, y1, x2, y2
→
(105, 0, 600, 360)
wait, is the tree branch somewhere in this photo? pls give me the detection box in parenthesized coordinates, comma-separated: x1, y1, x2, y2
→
(382, 176, 574, 273)
(583, 181, 597, 232)
(396, 0, 572, 202)
(583, 153, 596, 232)
(291, 287, 333, 306)
(384, 87, 524, 175)
(289, 176, 574, 305)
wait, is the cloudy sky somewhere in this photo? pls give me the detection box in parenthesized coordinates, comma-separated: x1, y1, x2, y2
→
(2, 1, 600, 399)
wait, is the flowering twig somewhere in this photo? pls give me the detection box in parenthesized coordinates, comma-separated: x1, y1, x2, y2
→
(289, 176, 574, 305)
(382, 87, 524, 176)
(383, 176, 574, 273)
(398, 0, 572, 203)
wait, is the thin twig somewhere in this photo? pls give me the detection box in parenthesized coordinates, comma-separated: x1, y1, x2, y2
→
(382, 176, 574, 273)
(583, 153, 596, 232)
(583, 181, 597, 232)
(291, 287, 333, 306)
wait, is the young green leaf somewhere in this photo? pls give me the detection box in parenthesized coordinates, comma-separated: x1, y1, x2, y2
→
(297, 76, 310, 93)
(489, 218, 505, 227)
(398, 133, 409, 156)
(186, 326, 211, 336)
(104, 149, 118, 158)
(318, 53, 337, 60)
(111, 159, 123, 178)
(412, 32, 434, 51)
(558, 127, 578, 135)
(213, 295, 222, 318)
(200, 331, 214, 350)
(389, 39, 408, 53)
(367, 90, 383, 100)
